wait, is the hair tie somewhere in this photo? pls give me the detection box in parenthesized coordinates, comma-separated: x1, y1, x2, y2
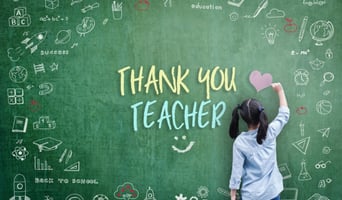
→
(258, 106, 264, 112)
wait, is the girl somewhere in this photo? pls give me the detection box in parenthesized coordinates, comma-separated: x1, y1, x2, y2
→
(228, 83, 289, 200)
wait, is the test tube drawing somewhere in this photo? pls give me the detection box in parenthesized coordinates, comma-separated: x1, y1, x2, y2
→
(299, 121, 304, 136)
(112, 1, 123, 20)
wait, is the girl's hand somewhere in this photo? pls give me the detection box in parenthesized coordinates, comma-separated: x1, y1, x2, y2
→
(272, 82, 288, 107)
(272, 82, 283, 93)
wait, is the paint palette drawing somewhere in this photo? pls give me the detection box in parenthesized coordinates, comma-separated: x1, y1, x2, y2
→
(33, 137, 62, 152)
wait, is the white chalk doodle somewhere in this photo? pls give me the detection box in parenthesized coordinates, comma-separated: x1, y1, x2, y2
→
(299, 121, 304, 136)
(303, 0, 326, 6)
(33, 63, 45, 74)
(261, 24, 279, 45)
(316, 100, 332, 115)
(294, 69, 309, 86)
(266, 8, 285, 18)
(310, 58, 325, 70)
(315, 160, 331, 169)
(71, 43, 78, 48)
(144, 186, 156, 200)
(34, 156, 53, 171)
(49, 63, 59, 71)
(227, 0, 245, 7)
(112, 1, 123, 20)
(45, 0, 59, 9)
(322, 146, 332, 154)
(44, 195, 54, 200)
(93, 194, 109, 200)
(278, 163, 292, 179)
(281, 188, 298, 200)
(9, 7, 31, 27)
(7, 47, 25, 62)
(12, 146, 29, 161)
(244, 0, 268, 18)
(40, 15, 69, 22)
(39, 82, 54, 95)
(175, 194, 187, 200)
(298, 160, 312, 181)
(298, 16, 308, 42)
(320, 72, 334, 87)
(290, 49, 310, 56)
(197, 186, 209, 198)
(318, 127, 330, 138)
(318, 178, 332, 188)
(325, 48, 333, 59)
(229, 12, 239, 21)
(41, 49, 69, 56)
(21, 31, 48, 54)
(65, 194, 84, 200)
(64, 161, 80, 172)
(59, 149, 73, 164)
(171, 135, 195, 153)
(292, 137, 310, 155)
(309, 20, 334, 46)
(9, 66, 28, 83)
(81, 2, 100, 13)
(55, 29, 72, 44)
(9, 174, 30, 200)
(12, 116, 28, 133)
(33, 137, 62, 152)
(164, 0, 172, 7)
(33, 116, 56, 130)
(7, 88, 24, 105)
(307, 193, 330, 200)
(71, 0, 82, 6)
(76, 17, 96, 36)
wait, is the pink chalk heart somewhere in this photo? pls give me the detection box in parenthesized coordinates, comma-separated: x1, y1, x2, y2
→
(249, 70, 273, 92)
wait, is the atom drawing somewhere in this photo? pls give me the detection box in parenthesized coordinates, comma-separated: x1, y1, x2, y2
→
(12, 146, 29, 161)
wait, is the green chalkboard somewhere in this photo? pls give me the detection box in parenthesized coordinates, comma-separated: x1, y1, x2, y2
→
(1, 0, 342, 199)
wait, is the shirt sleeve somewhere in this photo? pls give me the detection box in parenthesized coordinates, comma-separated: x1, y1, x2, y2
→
(229, 141, 245, 189)
(267, 106, 290, 140)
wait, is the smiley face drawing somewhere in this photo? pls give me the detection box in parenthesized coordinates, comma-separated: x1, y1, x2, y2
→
(171, 135, 195, 154)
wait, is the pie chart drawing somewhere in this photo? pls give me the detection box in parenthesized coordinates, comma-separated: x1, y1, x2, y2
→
(316, 100, 332, 115)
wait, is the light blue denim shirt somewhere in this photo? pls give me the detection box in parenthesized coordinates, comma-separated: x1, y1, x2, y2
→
(229, 106, 290, 200)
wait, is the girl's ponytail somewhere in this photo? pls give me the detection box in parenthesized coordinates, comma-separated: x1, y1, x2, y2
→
(229, 105, 240, 139)
(256, 107, 268, 144)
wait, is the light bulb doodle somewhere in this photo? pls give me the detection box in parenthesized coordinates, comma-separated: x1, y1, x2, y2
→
(262, 24, 279, 45)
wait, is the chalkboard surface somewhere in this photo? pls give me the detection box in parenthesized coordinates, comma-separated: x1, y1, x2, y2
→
(1, 0, 341, 199)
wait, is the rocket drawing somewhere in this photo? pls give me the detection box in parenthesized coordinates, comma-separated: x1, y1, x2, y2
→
(21, 31, 47, 54)
(9, 174, 30, 200)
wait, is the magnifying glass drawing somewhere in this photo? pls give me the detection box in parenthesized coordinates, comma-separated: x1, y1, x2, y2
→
(320, 72, 334, 87)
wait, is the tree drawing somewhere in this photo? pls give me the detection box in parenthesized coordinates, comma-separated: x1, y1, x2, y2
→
(114, 182, 139, 200)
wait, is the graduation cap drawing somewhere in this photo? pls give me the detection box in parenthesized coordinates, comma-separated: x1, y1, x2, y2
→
(33, 137, 62, 152)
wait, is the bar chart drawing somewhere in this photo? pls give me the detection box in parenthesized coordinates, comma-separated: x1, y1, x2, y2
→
(34, 156, 53, 171)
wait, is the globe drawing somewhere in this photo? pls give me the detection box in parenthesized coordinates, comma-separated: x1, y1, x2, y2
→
(309, 20, 334, 46)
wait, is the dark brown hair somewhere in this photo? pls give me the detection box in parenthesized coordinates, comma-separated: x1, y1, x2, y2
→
(229, 99, 268, 144)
